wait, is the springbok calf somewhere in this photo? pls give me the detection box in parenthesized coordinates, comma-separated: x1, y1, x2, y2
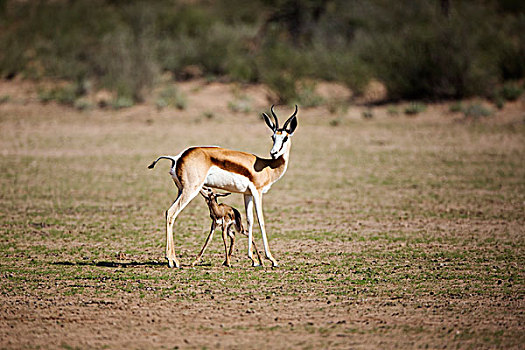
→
(148, 105, 298, 268)
(193, 187, 264, 267)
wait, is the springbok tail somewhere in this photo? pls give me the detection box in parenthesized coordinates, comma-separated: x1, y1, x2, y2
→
(147, 156, 177, 169)
(232, 207, 244, 233)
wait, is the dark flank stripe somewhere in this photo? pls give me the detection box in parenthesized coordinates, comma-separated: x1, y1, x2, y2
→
(210, 156, 256, 183)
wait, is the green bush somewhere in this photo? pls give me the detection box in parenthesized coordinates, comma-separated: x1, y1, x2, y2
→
(364, 23, 496, 99)
(500, 82, 524, 101)
(0, 95, 10, 104)
(295, 81, 324, 108)
(1, 0, 524, 103)
(228, 94, 253, 113)
(37, 84, 82, 106)
(359, 2, 518, 100)
(298, 40, 371, 95)
(387, 106, 400, 116)
(0, 1, 157, 102)
(462, 103, 493, 119)
(256, 40, 316, 103)
(155, 86, 187, 110)
(158, 21, 256, 82)
(111, 96, 134, 110)
(404, 102, 427, 115)
(362, 110, 374, 119)
(448, 102, 463, 113)
(497, 13, 525, 80)
(74, 98, 93, 111)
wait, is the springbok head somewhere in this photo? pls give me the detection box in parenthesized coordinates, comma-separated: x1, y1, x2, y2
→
(199, 187, 231, 204)
(262, 105, 298, 159)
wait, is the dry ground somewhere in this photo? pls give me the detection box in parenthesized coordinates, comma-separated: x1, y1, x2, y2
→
(0, 80, 524, 349)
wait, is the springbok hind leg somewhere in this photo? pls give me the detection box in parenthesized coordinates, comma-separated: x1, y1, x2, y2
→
(221, 223, 232, 267)
(227, 224, 236, 263)
(251, 238, 264, 267)
(165, 188, 200, 268)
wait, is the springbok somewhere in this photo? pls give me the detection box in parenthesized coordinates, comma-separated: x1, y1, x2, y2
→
(148, 105, 298, 268)
(193, 187, 264, 267)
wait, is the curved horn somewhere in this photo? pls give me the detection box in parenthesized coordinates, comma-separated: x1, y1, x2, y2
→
(291, 104, 298, 118)
(216, 192, 231, 198)
(282, 105, 298, 131)
(270, 105, 279, 129)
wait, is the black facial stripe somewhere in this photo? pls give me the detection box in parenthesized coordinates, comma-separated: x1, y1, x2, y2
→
(276, 136, 288, 154)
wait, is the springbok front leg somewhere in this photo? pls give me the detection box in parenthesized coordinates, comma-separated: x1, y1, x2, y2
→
(166, 187, 201, 268)
(191, 221, 216, 267)
(244, 194, 261, 267)
(253, 190, 278, 267)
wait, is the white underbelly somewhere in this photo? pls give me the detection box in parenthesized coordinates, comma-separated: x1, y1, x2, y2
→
(204, 166, 251, 193)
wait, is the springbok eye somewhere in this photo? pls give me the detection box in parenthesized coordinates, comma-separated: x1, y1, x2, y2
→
(283, 135, 288, 143)
(271, 135, 276, 141)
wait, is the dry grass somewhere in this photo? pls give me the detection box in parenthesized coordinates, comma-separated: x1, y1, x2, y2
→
(0, 82, 524, 349)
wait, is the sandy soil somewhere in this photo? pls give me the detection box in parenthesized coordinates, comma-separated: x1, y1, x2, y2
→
(0, 78, 524, 349)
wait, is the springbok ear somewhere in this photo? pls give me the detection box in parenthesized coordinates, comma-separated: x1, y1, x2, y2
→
(262, 113, 276, 132)
(285, 115, 298, 135)
(216, 192, 231, 197)
(282, 105, 298, 135)
(199, 189, 208, 198)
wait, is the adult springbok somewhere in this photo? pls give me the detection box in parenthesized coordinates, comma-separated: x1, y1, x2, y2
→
(148, 105, 298, 268)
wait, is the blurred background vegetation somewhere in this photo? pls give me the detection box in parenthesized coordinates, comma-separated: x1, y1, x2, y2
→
(0, 0, 524, 104)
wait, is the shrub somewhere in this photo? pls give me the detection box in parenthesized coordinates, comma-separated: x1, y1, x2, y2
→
(155, 86, 187, 110)
(228, 95, 252, 113)
(361, 2, 506, 100)
(362, 110, 374, 119)
(158, 22, 256, 82)
(499, 82, 524, 101)
(387, 106, 400, 116)
(37, 83, 83, 106)
(497, 12, 525, 80)
(493, 96, 505, 110)
(295, 81, 324, 108)
(255, 42, 299, 103)
(327, 101, 349, 115)
(329, 119, 341, 127)
(302, 41, 372, 95)
(448, 102, 463, 113)
(202, 111, 214, 120)
(111, 96, 134, 110)
(490, 81, 524, 109)
(462, 103, 493, 118)
(95, 3, 158, 103)
(74, 98, 93, 111)
(1, 0, 524, 104)
(0, 95, 10, 104)
(404, 102, 427, 115)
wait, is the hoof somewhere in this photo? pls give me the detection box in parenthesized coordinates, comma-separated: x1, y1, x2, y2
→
(166, 258, 180, 269)
(222, 261, 232, 268)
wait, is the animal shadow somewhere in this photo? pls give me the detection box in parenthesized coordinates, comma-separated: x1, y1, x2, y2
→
(52, 260, 164, 268)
